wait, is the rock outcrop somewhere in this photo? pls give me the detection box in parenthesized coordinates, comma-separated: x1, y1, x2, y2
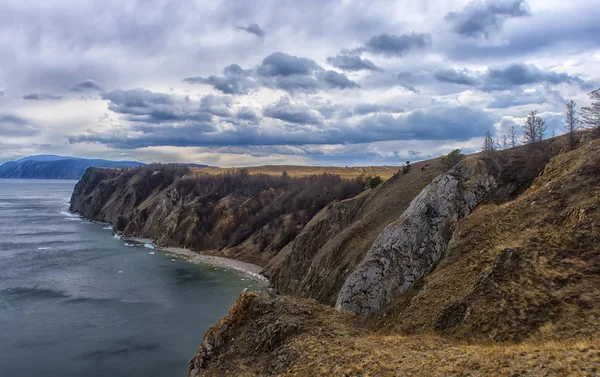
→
(336, 158, 499, 318)
(266, 158, 446, 305)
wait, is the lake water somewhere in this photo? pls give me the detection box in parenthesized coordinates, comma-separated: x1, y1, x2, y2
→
(0, 179, 260, 377)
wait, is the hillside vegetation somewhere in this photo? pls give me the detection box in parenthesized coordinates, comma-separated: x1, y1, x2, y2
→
(188, 134, 600, 376)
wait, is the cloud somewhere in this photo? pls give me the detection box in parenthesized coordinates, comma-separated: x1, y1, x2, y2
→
(256, 52, 320, 77)
(362, 33, 432, 57)
(482, 63, 589, 91)
(237, 24, 265, 37)
(236, 106, 260, 123)
(0, 114, 39, 136)
(445, 0, 530, 38)
(185, 52, 358, 94)
(70, 103, 494, 149)
(71, 79, 103, 92)
(397, 71, 421, 93)
(101, 88, 214, 124)
(326, 52, 382, 72)
(183, 64, 256, 95)
(23, 93, 62, 101)
(263, 97, 323, 125)
(321, 70, 361, 89)
(434, 68, 480, 86)
(353, 103, 404, 115)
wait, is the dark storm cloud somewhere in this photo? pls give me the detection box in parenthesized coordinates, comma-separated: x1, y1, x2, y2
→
(434, 68, 480, 86)
(184, 52, 358, 94)
(71, 79, 103, 92)
(0, 114, 39, 136)
(326, 52, 382, 72)
(23, 93, 62, 101)
(355, 106, 493, 141)
(445, 0, 530, 38)
(256, 52, 320, 77)
(237, 24, 265, 37)
(482, 63, 589, 91)
(362, 33, 432, 57)
(321, 70, 361, 89)
(70, 104, 494, 149)
(429, 64, 590, 93)
(236, 107, 260, 123)
(199, 95, 233, 117)
(263, 98, 323, 125)
(101, 89, 214, 124)
(183, 64, 257, 95)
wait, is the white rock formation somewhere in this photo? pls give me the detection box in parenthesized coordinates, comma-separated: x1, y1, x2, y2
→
(336, 158, 498, 318)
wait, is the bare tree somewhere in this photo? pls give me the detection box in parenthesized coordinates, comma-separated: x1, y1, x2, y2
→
(564, 100, 580, 148)
(535, 116, 547, 143)
(509, 125, 518, 148)
(581, 88, 600, 136)
(502, 134, 508, 149)
(522, 110, 546, 144)
(482, 130, 495, 153)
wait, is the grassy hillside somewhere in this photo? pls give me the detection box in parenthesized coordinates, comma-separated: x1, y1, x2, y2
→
(191, 165, 400, 180)
(189, 134, 600, 376)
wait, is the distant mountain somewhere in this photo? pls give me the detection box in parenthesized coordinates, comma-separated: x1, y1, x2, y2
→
(0, 155, 144, 180)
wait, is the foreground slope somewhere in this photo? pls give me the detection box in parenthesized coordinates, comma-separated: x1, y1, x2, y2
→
(188, 293, 599, 377)
(189, 137, 600, 376)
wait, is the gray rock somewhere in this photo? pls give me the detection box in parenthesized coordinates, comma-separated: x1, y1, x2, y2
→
(336, 158, 498, 318)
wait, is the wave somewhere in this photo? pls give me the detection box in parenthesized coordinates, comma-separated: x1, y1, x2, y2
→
(80, 341, 159, 361)
(1, 286, 72, 300)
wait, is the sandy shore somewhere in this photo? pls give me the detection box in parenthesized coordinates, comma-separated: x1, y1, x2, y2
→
(124, 237, 267, 281)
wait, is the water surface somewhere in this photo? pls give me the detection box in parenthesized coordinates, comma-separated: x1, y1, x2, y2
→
(0, 179, 258, 377)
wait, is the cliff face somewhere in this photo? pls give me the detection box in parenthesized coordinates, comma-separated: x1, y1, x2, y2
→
(265, 158, 447, 305)
(70, 165, 366, 265)
(336, 157, 499, 318)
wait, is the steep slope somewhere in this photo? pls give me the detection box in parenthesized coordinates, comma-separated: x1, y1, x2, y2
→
(370, 138, 600, 342)
(265, 158, 447, 305)
(0, 155, 144, 179)
(188, 137, 600, 377)
(70, 165, 366, 265)
(188, 292, 599, 377)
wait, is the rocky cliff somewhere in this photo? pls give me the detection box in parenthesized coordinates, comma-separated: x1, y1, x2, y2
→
(70, 165, 366, 265)
(265, 158, 447, 305)
(336, 157, 499, 318)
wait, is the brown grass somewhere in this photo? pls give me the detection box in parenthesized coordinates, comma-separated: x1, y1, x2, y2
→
(191, 165, 400, 179)
(193, 293, 600, 377)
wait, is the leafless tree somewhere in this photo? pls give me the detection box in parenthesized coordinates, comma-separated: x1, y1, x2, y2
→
(522, 110, 546, 144)
(509, 125, 518, 148)
(581, 88, 600, 136)
(564, 100, 580, 148)
(482, 130, 495, 153)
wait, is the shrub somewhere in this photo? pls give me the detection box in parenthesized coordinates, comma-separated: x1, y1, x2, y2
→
(444, 149, 465, 170)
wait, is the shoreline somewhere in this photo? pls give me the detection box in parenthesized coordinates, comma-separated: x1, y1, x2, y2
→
(125, 237, 268, 282)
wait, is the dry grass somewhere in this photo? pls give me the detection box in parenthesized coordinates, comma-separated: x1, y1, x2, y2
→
(191, 165, 400, 179)
(193, 293, 600, 377)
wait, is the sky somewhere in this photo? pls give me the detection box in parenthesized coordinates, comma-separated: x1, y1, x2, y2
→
(0, 0, 598, 166)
